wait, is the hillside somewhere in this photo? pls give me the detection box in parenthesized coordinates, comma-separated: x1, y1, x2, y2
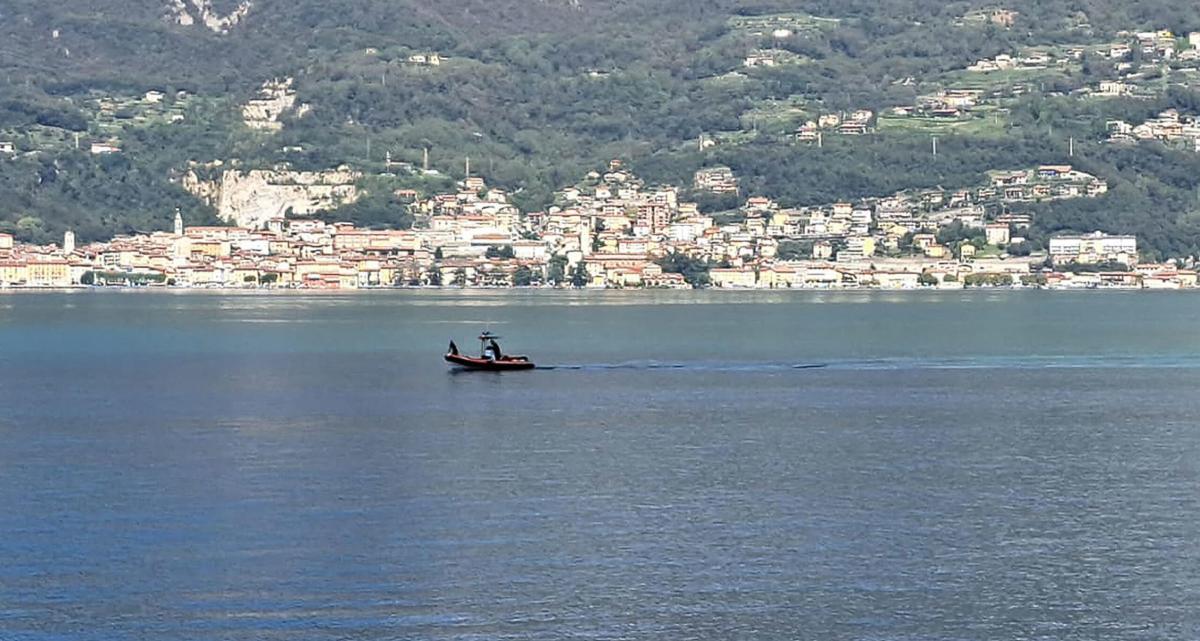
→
(5, 0, 1200, 258)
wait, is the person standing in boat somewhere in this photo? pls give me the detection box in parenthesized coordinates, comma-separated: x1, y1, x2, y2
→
(482, 342, 496, 361)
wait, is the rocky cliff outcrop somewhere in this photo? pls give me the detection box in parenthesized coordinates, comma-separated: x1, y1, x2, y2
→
(167, 0, 252, 34)
(184, 167, 361, 228)
(241, 77, 309, 131)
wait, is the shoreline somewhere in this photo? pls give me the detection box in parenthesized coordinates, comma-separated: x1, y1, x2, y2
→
(2, 284, 1194, 295)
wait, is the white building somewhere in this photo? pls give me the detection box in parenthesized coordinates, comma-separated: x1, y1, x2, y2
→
(1049, 232, 1138, 265)
(985, 224, 1011, 246)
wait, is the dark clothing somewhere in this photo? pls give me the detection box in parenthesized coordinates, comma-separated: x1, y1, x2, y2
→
(448, 340, 459, 355)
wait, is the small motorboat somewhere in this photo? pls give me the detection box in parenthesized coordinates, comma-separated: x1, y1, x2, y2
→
(444, 331, 536, 371)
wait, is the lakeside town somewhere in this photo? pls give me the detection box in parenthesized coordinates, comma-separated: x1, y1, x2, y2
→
(6, 17, 1200, 293)
(0, 158, 1195, 291)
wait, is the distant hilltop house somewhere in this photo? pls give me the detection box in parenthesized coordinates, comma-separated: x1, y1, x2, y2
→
(1106, 43, 1132, 59)
(1135, 29, 1177, 56)
(0, 141, 15, 155)
(968, 53, 1016, 72)
(802, 110, 872, 136)
(1108, 110, 1200, 149)
(960, 8, 1019, 28)
(795, 121, 820, 143)
(987, 8, 1019, 27)
(693, 166, 739, 194)
(985, 165, 1106, 201)
(838, 109, 873, 135)
(792, 122, 820, 142)
(407, 53, 442, 66)
(1095, 80, 1133, 97)
(743, 48, 805, 68)
(838, 121, 868, 136)
(917, 89, 981, 112)
(965, 49, 1060, 72)
(743, 50, 779, 68)
(849, 109, 873, 123)
(90, 141, 121, 154)
(817, 113, 840, 128)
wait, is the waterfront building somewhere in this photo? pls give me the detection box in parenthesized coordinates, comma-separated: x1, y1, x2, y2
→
(1049, 232, 1138, 265)
(26, 258, 71, 287)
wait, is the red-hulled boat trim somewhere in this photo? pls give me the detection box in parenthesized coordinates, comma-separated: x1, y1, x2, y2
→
(444, 353, 536, 370)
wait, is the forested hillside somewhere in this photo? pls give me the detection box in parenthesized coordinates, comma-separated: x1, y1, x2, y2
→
(5, 0, 1200, 258)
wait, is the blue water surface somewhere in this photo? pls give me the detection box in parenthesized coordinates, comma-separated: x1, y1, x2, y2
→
(1, 289, 1199, 640)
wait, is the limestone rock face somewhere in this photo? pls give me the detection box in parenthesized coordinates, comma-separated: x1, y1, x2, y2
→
(167, 0, 252, 34)
(242, 78, 308, 131)
(185, 168, 361, 229)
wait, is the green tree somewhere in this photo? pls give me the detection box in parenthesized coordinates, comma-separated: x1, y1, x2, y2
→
(486, 245, 515, 259)
(657, 252, 712, 288)
(964, 273, 1014, 287)
(513, 265, 533, 286)
(776, 240, 813, 260)
(570, 262, 589, 288)
(547, 254, 569, 286)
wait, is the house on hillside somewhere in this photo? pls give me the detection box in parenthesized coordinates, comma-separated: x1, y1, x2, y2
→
(407, 53, 442, 66)
(90, 141, 121, 154)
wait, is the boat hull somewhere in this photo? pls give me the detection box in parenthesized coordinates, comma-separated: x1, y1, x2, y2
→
(444, 353, 536, 371)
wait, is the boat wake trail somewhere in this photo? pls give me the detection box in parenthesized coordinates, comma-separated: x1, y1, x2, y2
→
(534, 355, 1200, 372)
(535, 361, 829, 372)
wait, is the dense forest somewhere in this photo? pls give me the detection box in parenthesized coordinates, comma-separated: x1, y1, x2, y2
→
(5, 0, 1200, 257)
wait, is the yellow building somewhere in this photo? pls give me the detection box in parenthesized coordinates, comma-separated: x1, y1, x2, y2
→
(231, 266, 261, 285)
(26, 259, 72, 286)
(758, 265, 798, 288)
(0, 261, 28, 285)
(183, 239, 231, 259)
(709, 267, 758, 288)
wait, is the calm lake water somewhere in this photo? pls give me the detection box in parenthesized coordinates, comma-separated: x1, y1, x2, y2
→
(1, 290, 1199, 640)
